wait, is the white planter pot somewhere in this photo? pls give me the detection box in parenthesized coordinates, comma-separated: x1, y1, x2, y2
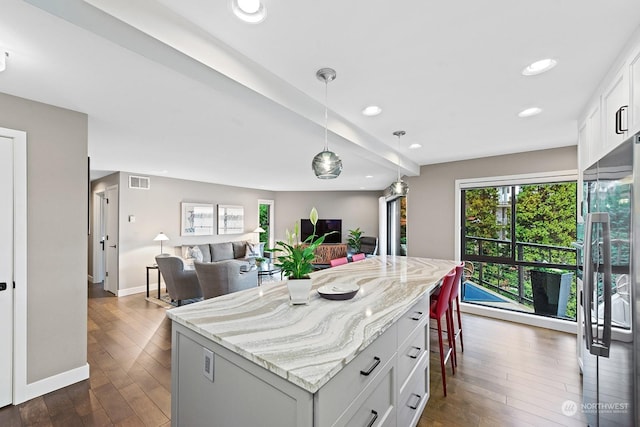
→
(286, 278, 312, 305)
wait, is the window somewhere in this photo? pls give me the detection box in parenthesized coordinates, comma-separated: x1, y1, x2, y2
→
(461, 181, 578, 320)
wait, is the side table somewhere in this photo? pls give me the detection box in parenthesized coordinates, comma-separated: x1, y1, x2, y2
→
(146, 265, 161, 298)
(257, 264, 283, 286)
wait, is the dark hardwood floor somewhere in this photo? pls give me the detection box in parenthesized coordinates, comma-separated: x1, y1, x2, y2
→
(0, 283, 586, 426)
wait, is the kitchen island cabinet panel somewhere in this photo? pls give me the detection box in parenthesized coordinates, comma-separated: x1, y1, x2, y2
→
(172, 323, 313, 427)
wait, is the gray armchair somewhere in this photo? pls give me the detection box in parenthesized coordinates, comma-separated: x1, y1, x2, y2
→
(360, 236, 378, 255)
(155, 255, 202, 306)
(194, 260, 258, 300)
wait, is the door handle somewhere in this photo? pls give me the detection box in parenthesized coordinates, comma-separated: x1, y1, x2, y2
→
(109, 245, 117, 249)
(100, 240, 105, 250)
(0, 283, 6, 291)
(584, 213, 611, 358)
(615, 105, 628, 134)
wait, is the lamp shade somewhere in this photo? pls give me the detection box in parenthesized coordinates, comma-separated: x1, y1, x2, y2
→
(253, 226, 266, 233)
(153, 232, 170, 241)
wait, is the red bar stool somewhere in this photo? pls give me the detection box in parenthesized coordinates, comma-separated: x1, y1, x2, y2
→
(329, 257, 348, 267)
(447, 263, 464, 366)
(430, 270, 456, 396)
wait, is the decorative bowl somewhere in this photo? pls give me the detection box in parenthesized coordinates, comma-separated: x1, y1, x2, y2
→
(317, 283, 360, 300)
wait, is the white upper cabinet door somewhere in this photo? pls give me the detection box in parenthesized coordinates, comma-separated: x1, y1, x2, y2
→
(628, 48, 640, 135)
(586, 103, 602, 166)
(578, 121, 589, 172)
(602, 67, 629, 156)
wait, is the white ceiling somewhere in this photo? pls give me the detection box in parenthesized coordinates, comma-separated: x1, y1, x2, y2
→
(1, 0, 640, 191)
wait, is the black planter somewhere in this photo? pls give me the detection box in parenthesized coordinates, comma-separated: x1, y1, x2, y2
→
(530, 270, 573, 317)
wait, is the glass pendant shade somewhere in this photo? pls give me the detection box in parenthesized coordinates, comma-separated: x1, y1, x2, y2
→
(312, 150, 343, 179)
(385, 130, 409, 198)
(391, 180, 409, 197)
(312, 68, 342, 179)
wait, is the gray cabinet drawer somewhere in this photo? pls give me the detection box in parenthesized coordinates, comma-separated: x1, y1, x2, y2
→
(315, 324, 397, 426)
(397, 359, 429, 427)
(397, 324, 427, 393)
(342, 364, 395, 427)
(397, 293, 430, 347)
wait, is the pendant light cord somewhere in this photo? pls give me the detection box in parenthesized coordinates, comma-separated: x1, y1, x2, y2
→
(324, 78, 329, 151)
(396, 133, 401, 182)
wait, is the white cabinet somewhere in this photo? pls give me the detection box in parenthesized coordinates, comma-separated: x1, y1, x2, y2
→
(628, 47, 640, 135)
(602, 67, 629, 155)
(578, 29, 640, 169)
(577, 102, 601, 171)
(314, 325, 397, 427)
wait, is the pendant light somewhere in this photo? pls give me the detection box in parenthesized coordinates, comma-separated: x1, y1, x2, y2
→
(385, 130, 409, 198)
(312, 68, 342, 179)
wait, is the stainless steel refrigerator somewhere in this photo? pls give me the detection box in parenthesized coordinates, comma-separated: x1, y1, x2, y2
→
(581, 133, 638, 426)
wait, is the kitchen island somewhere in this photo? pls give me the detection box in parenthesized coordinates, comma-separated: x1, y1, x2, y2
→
(167, 255, 458, 427)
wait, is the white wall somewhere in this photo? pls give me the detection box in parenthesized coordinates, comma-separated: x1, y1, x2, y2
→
(0, 92, 88, 385)
(274, 191, 380, 243)
(406, 146, 578, 260)
(92, 173, 276, 293)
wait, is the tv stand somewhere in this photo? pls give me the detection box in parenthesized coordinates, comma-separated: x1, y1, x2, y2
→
(308, 243, 347, 265)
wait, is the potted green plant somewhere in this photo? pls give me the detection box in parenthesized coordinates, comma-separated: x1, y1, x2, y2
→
(347, 227, 363, 254)
(266, 207, 333, 304)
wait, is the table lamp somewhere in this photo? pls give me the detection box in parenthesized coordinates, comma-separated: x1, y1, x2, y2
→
(253, 226, 265, 243)
(154, 232, 170, 255)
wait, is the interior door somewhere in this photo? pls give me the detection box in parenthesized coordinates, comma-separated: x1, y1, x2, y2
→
(0, 136, 14, 407)
(104, 185, 119, 295)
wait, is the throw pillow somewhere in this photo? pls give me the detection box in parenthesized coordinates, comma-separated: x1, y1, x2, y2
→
(183, 245, 204, 262)
(245, 242, 263, 258)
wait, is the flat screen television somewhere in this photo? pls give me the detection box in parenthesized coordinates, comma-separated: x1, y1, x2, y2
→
(300, 219, 341, 244)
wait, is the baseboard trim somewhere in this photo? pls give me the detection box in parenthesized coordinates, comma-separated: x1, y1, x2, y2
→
(460, 302, 577, 334)
(117, 284, 166, 297)
(15, 363, 90, 405)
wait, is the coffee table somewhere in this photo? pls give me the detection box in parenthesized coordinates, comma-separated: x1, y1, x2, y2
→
(257, 264, 282, 285)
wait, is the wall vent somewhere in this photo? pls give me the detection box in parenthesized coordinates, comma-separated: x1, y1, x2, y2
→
(129, 175, 150, 190)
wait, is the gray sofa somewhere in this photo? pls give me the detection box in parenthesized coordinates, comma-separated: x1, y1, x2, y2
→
(177, 240, 263, 300)
(181, 240, 264, 268)
(194, 260, 258, 299)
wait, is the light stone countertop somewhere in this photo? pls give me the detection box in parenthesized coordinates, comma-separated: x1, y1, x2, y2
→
(166, 255, 458, 393)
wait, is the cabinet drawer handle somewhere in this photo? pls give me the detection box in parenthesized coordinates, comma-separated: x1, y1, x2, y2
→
(366, 410, 378, 427)
(410, 311, 424, 321)
(360, 356, 381, 376)
(408, 346, 421, 359)
(408, 393, 422, 410)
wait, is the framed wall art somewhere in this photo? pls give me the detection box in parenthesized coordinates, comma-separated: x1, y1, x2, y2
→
(181, 203, 214, 236)
(217, 204, 244, 235)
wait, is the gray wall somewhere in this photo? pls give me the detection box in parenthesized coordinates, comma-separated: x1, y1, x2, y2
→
(0, 92, 88, 383)
(274, 191, 380, 244)
(91, 173, 276, 292)
(406, 146, 577, 260)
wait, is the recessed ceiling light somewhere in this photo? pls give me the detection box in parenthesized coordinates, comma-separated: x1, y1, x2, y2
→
(409, 143, 422, 149)
(518, 107, 542, 118)
(231, 0, 266, 23)
(362, 105, 382, 116)
(522, 58, 557, 76)
(365, 175, 373, 178)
